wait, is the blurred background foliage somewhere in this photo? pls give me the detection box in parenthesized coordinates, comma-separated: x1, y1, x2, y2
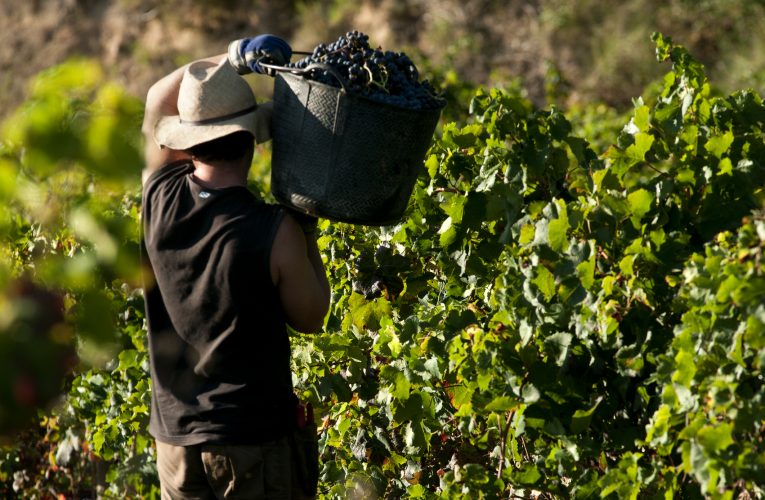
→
(0, 0, 764, 497)
(3, 0, 765, 116)
(0, 53, 150, 495)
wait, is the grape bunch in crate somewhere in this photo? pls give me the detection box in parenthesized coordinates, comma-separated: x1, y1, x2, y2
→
(284, 30, 445, 111)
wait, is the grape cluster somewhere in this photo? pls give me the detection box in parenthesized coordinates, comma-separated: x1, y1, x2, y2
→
(351, 244, 409, 300)
(286, 31, 445, 111)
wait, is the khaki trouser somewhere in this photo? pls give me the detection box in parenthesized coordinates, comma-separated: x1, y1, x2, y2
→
(156, 437, 313, 500)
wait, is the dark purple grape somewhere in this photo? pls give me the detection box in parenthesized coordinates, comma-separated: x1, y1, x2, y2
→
(285, 31, 445, 110)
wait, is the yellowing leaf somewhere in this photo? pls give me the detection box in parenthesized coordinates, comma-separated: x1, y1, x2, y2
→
(704, 130, 734, 159)
(619, 255, 636, 277)
(532, 265, 556, 302)
(425, 154, 439, 178)
(645, 404, 671, 445)
(671, 350, 697, 387)
(626, 132, 655, 162)
(438, 217, 456, 247)
(628, 188, 654, 220)
(592, 169, 609, 192)
(718, 157, 733, 176)
(697, 423, 734, 454)
(576, 255, 596, 290)
(547, 201, 570, 252)
(485, 395, 519, 412)
(633, 105, 651, 132)
(443, 123, 483, 148)
(519, 224, 535, 245)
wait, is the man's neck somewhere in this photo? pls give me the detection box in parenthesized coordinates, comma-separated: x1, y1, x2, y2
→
(191, 159, 248, 189)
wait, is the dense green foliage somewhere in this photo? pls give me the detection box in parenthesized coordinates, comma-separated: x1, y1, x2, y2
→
(1, 34, 764, 498)
(0, 60, 153, 497)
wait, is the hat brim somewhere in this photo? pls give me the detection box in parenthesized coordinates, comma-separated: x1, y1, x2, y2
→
(153, 101, 273, 150)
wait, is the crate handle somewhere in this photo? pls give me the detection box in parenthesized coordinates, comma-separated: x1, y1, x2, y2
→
(258, 61, 349, 92)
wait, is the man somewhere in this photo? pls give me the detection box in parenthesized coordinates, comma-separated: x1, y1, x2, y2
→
(140, 34, 330, 499)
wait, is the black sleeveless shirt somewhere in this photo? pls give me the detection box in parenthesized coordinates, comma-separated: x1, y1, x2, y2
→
(141, 162, 293, 446)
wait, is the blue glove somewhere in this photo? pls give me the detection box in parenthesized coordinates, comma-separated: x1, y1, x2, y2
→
(227, 35, 292, 76)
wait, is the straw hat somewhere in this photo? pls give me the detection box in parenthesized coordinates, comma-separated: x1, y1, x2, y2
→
(154, 59, 272, 150)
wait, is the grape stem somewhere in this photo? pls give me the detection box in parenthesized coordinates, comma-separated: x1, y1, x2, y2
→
(364, 63, 389, 93)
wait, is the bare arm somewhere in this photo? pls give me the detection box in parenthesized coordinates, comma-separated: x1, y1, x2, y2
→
(270, 215, 331, 333)
(141, 54, 228, 184)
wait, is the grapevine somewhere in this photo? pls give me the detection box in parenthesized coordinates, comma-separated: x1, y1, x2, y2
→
(286, 30, 446, 110)
(2, 32, 765, 499)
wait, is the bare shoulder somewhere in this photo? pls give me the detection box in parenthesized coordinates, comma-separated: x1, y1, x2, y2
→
(269, 212, 306, 284)
(142, 148, 190, 185)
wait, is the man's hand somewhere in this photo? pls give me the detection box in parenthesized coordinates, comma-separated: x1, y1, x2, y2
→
(228, 35, 292, 76)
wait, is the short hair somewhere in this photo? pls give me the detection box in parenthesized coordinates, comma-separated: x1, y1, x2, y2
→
(187, 131, 255, 162)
